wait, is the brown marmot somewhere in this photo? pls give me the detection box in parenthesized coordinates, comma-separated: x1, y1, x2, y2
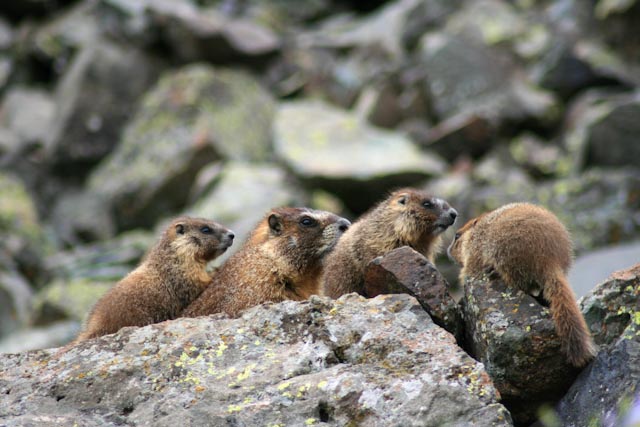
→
(321, 188, 458, 298)
(75, 216, 234, 342)
(182, 207, 350, 318)
(447, 202, 596, 367)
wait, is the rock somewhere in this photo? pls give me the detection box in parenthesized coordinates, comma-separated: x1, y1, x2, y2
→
(580, 263, 640, 347)
(274, 100, 446, 213)
(0, 294, 513, 426)
(564, 90, 640, 171)
(556, 322, 640, 427)
(0, 320, 79, 354)
(401, 0, 463, 48)
(0, 172, 48, 285)
(0, 56, 11, 91)
(0, 87, 55, 147)
(420, 112, 497, 161)
(417, 31, 557, 122)
(188, 161, 306, 264)
(0, 267, 34, 340)
(88, 64, 275, 229)
(508, 132, 563, 177)
(569, 241, 640, 298)
(98, 0, 280, 63)
(363, 246, 463, 341)
(46, 39, 163, 174)
(462, 276, 580, 425)
(50, 190, 116, 246)
(32, 278, 112, 325)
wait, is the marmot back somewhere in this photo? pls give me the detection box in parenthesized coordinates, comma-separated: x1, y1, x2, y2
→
(321, 188, 458, 298)
(448, 203, 596, 367)
(182, 207, 350, 318)
(75, 216, 234, 342)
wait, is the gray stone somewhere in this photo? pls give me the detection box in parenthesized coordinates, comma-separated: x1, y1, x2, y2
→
(88, 64, 275, 229)
(188, 162, 305, 265)
(364, 246, 463, 341)
(274, 100, 446, 213)
(580, 263, 640, 347)
(564, 90, 640, 170)
(0, 294, 513, 427)
(570, 241, 640, 298)
(0, 56, 10, 91)
(421, 112, 496, 162)
(0, 17, 12, 51)
(50, 191, 117, 246)
(0, 320, 79, 354)
(0, 87, 55, 147)
(0, 268, 34, 340)
(46, 39, 163, 172)
(462, 276, 580, 425)
(508, 133, 563, 177)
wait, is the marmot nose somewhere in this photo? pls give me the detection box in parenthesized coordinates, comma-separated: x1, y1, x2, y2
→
(227, 231, 235, 241)
(449, 209, 458, 222)
(338, 219, 351, 233)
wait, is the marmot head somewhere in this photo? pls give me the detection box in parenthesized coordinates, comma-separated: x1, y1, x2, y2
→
(166, 216, 235, 263)
(447, 215, 482, 266)
(250, 207, 350, 265)
(383, 188, 458, 246)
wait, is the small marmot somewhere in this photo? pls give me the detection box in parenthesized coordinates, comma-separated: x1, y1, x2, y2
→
(447, 203, 596, 367)
(75, 216, 234, 342)
(182, 207, 350, 318)
(321, 188, 458, 298)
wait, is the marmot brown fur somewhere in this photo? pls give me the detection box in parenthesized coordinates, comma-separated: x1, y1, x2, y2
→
(321, 188, 458, 298)
(75, 216, 234, 342)
(447, 202, 596, 367)
(182, 207, 350, 318)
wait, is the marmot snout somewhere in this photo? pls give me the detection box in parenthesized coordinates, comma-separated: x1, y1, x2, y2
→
(75, 216, 234, 342)
(448, 203, 596, 367)
(182, 207, 350, 318)
(321, 188, 457, 298)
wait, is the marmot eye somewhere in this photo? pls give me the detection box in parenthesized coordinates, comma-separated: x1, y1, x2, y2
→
(200, 226, 212, 234)
(300, 217, 317, 227)
(423, 200, 434, 209)
(398, 196, 407, 205)
(454, 232, 461, 240)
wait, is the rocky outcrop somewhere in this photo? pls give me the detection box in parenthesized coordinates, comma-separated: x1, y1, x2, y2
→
(461, 276, 580, 425)
(557, 264, 640, 426)
(363, 246, 463, 341)
(0, 294, 513, 427)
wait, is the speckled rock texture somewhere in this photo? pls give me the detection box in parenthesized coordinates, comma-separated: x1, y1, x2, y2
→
(461, 277, 580, 425)
(364, 246, 463, 342)
(556, 264, 640, 427)
(0, 294, 513, 427)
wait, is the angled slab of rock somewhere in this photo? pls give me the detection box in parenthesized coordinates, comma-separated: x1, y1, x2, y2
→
(364, 246, 463, 341)
(580, 263, 640, 347)
(462, 277, 580, 425)
(0, 295, 513, 427)
(274, 100, 446, 213)
(46, 39, 163, 173)
(556, 263, 640, 426)
(88, 64, 275, 229)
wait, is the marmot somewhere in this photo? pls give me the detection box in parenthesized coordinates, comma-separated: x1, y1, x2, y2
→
(75, 216, 234, 342)
(182, 207, 350, 318)
(447, 203, 596, 367)
(321, 188, 458, 298)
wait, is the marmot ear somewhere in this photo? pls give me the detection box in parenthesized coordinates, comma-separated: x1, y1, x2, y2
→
(175, 223, 185, 235)
(268, 214, 283, 235)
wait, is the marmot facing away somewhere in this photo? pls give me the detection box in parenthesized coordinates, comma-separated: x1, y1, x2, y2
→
(447, 203, 596, 367)
(182, 207, 351, 318)
(321, 188, 458, 298)
(75, 216, 234, 342)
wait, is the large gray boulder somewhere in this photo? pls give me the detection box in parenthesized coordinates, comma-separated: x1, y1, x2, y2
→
(0, 294, 513, 427)
(274, 100, 446, 213)
(0, 87, 55, 148)
(461, 276, 581, 425)
(88, 64, 275, 229)
(557, 264, 640, 426)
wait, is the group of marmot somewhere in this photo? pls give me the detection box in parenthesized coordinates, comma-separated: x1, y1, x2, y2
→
(75, 187, 596, 367)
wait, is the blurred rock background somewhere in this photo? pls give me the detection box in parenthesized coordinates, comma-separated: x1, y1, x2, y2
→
(0, 0, 638, 352)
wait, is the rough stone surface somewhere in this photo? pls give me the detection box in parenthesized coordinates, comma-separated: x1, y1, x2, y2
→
(462, 276, 580, 425)
(364, 246, 463, 341)
(580, 263, 640, 347)
(274, 100, 446, 213)
(0, 87, 55, 147)
(564, 91, 640, 170)
(0, 294, 513, 427)
(188, 162, 305, 265)
(46, 39, 163, 172)
(88, 64, 275, 229)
